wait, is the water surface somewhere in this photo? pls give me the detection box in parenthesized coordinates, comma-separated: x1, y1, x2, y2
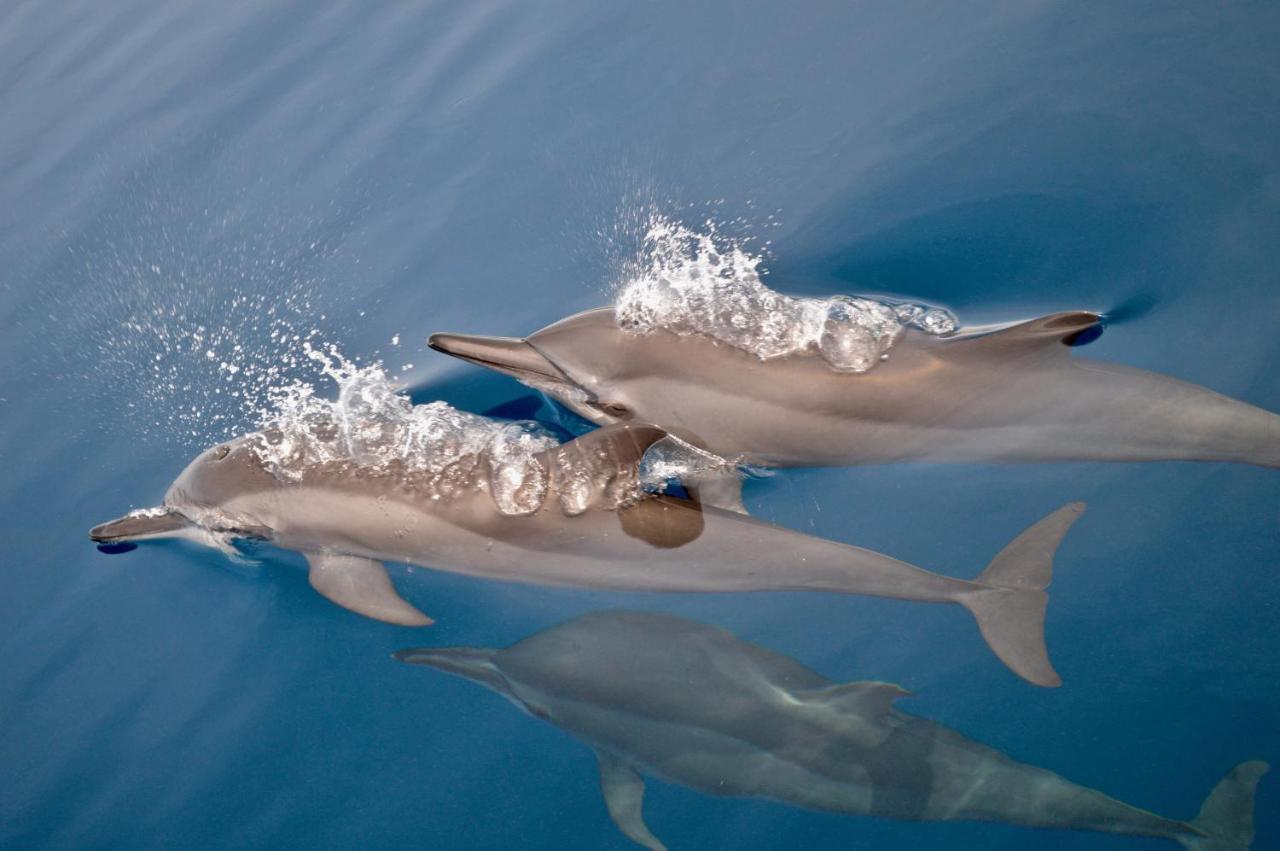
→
(2, 2, 1278, 848)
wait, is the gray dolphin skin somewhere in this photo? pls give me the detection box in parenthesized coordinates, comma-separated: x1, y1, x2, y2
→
(89, 423, 1084, 686)
(396, 610, 1269, 851)
(428, 307, 1280, 470)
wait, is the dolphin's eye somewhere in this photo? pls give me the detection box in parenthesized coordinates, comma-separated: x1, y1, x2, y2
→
(213, 445, 231, 460)
(599, 401, 631, 418)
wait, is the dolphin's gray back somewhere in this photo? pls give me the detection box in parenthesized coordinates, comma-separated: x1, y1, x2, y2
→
(494, 613, 1210, 840)
(495, 611, 831, 710)
(489, 613, 1043, 819)
(527, 308, 1280, 468)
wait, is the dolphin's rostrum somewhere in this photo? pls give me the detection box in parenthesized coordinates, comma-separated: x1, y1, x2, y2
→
(89, 417, 1084, 686)
(429, 307, 1280, 473)
(396, 610, 1268, 850)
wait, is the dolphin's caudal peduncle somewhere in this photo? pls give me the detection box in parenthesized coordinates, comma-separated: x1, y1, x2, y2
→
(89, 421, 1084, 686)
(429, 307, 1280, 472)
(396, 610, 1269, 851)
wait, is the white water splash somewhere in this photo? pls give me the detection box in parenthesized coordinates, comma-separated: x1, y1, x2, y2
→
(614, 213, 957, 372)
(53, 182, 372, 451)
(254, 344, 560, 515)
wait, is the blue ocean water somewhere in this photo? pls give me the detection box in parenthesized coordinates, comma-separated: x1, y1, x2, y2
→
(2, 1, 1279, 848)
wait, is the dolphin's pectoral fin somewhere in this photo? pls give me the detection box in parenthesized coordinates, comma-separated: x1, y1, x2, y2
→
(950, 311, 1101, 358)
(305, 552, 433, 627)
(596, 750, 667, 851)
(794, 681, 910, 748)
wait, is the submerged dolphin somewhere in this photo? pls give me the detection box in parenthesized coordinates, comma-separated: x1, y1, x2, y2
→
(89, 421, 1084, 685)
(396, 610, 1268, 851)
(429, 308, 1280, 471)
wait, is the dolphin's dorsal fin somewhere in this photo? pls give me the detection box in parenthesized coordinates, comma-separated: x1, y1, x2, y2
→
(798, 680, 911, 718)
(596, 750, 667, 851)
(548, 424, 669, 514)
(947, 311, 1101, 358)
(793, 681, 910, 749)
(558, 423, 669, 467)
(305, 552, 433, 627)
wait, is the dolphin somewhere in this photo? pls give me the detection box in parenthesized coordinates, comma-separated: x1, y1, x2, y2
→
(89, 421, 1084, 686)
(396, 610, 1269, 851)
(428, 308, 1280, 476)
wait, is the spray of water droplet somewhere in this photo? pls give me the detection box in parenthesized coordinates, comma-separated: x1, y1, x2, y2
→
(613, 212, 957, 372)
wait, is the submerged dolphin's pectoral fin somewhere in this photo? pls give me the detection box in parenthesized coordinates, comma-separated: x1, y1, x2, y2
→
(950, 311, 1102, 358)
(304, 552, 433, 626)
(596, 750, 667, 851)
(794, 681, 911, 748)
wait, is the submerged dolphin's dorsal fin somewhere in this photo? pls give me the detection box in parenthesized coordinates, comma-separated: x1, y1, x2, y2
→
(596, 750, 667, 851)
(797, 680, 912, 718)
(791, 680, 911, 749)
(305, 552, 433, 627)
(948, 311, 1102, 358)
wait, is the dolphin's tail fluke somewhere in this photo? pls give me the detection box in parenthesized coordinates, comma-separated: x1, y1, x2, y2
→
(959, 502, 1086, 688)
(1176, 761, 1270, 850)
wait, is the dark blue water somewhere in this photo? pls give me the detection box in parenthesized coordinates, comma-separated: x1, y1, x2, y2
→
(3, 2, 1279, 848)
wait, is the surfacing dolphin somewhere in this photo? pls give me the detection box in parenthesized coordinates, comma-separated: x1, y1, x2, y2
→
(429, 308, 1280, 471)
(396, 610, 1268, 851)
(89, 421, 1083, 685)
